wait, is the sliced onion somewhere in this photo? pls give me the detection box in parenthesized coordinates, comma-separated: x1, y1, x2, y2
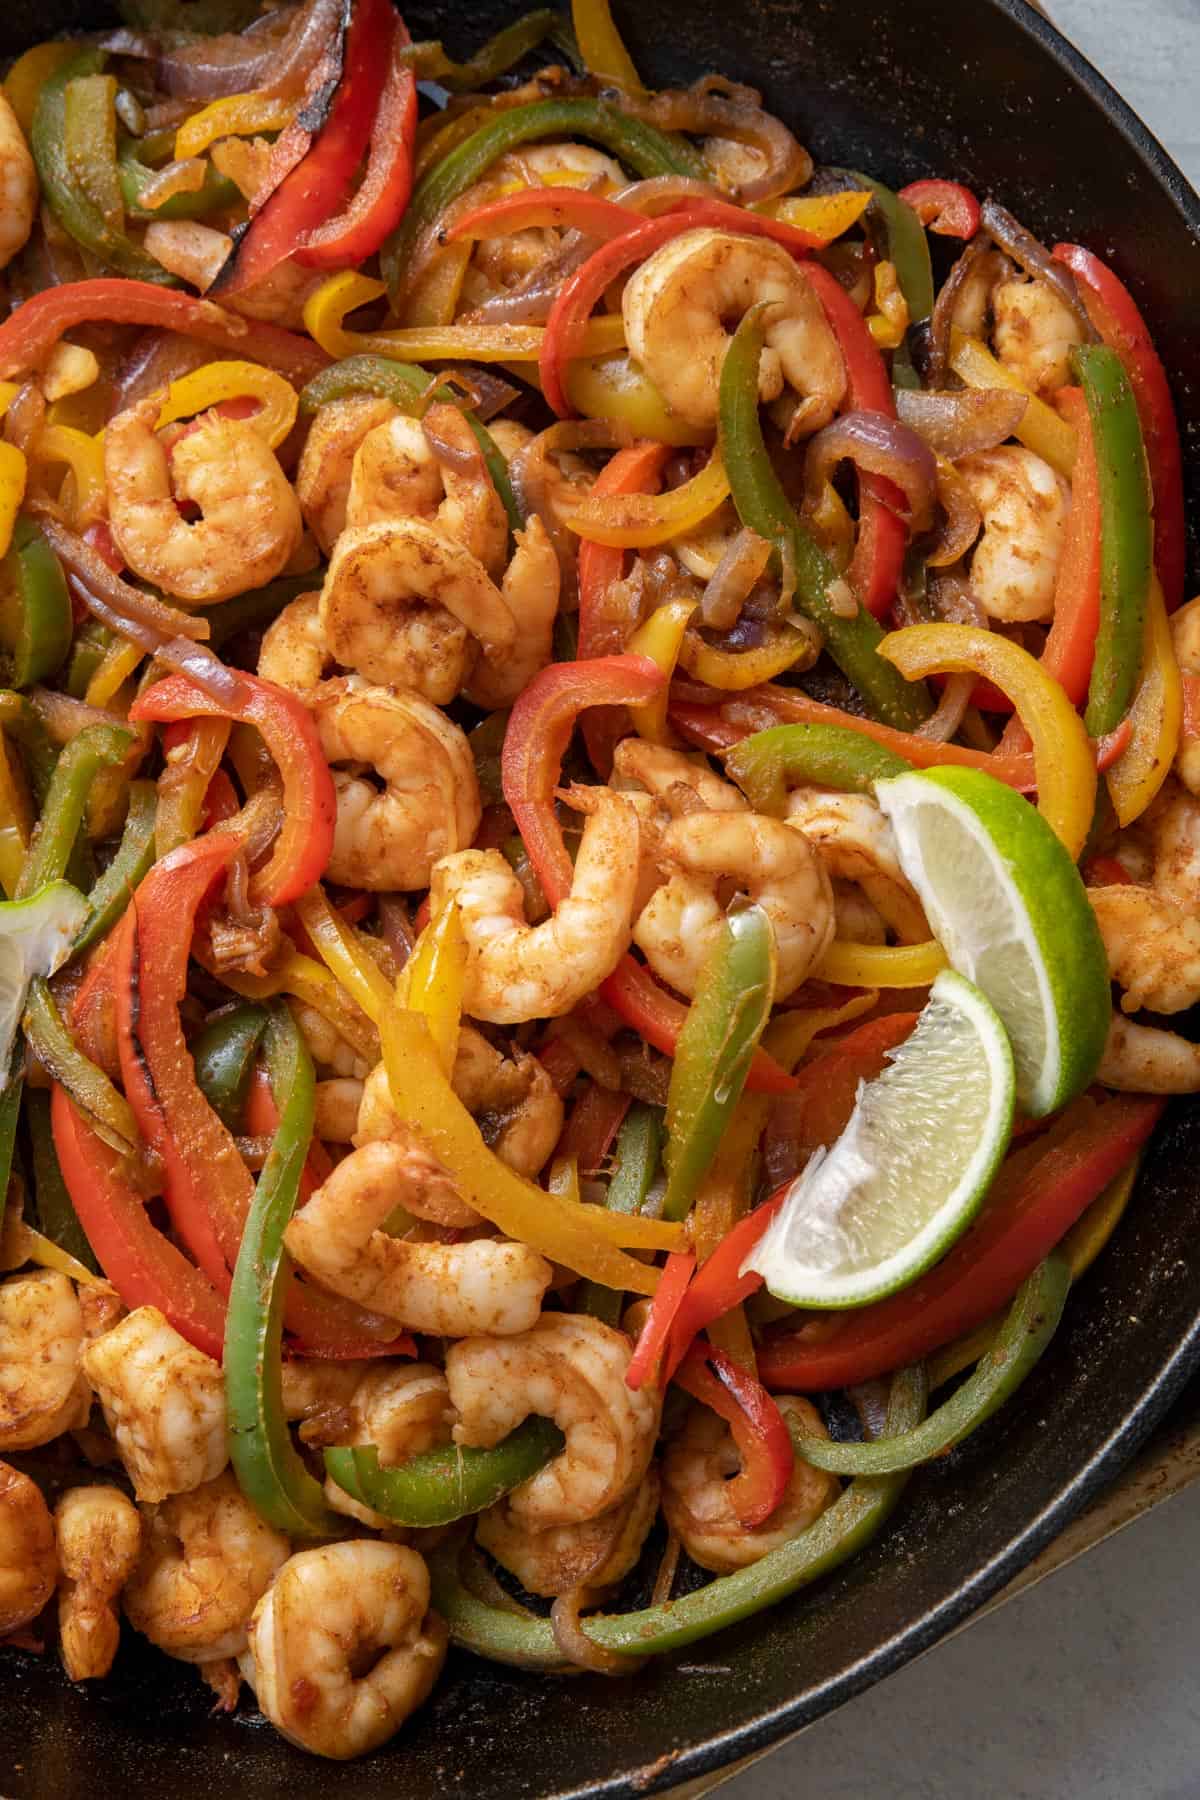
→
(92, 28, 159, 59)
(804, 411, 938, 534)
(978, 200, 1097, 340)
(113, 330, 213, 412)
(39, 516, 210, 643)
(611, 174, 723, 214)
(550, 1587, 637, 1676)
(159, 0, 339, 100)
(701, 526, 772, 630)
(28, 686, 127, 745)
(617, 77, 811, 202)
(421, 413, 479, 475)
(158, 636, 251, 708)
(466, 232, 595, 326)
(136, 158, 208, 213)
(926, 237, 1010, 385)
(928, 460, 983, 570)
(914, 671, 974, 742)
(895, 387, 1028, 459)
(509, 420, 633, 604)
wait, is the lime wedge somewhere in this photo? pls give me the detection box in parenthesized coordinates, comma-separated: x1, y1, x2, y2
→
(875, 766, 1109, 1117)
(744, 970, 1014, 1308)
(0, 880, 89, 1086)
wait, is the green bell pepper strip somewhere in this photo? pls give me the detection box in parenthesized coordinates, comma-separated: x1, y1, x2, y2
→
(403, 9, 560, 89)
(725, 723, 913, 814)
(381, 97, 706, 304)
(579, 1101, 663, 1326)
(32, 52, 179, 284)
(14, 723, 133, 901)
(299, 354, 521, 536)
(25, 1087, 99, 1273)
(63, 72, 124, 234)
(0, 691, 56, 809)
(191, 1002, 269, 1131)
(429, 1362, 927, 1666)
(324, 1417, 566, 1528)
(663, 905, 775, 1224)
(66, 620, 114, 700)
(71, 779, 157, 955)
(117, 135, 241, 221)
(197, 572, 321, 650)
(0, 1046, 23, 1243)
(225, 1004, 344, 1538)
(795, 1258, 1070, 1477)
(23, 974, 140, 1157)
(0, 523, 73, 692)
(1072, 343, 1154, 738)
(719, 308, 931, 730)
(847, 171, 932, 390)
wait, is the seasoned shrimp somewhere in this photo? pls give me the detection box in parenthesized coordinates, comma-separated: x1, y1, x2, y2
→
(143, 223, 323, 326)
(314, 1077, 365, 1143)
(347, 405, 507, 575)
(0, 1270, 89, 1451)
(104, 400, 302, 603)
(319, 518, 517, 704)
(464, 518, 561, 709)
(257, 591, 332, 692)
(992, 278, 1084, 396)
(1098, 1014, 1200, 1093)
(784, 787, 929, 943)
(447, 1025, 564, 1178)
(124, 1471, 290, 1666)
(445, 1314, 659, 1527)
(355, 1064, 481, 1227)
(81, 1307, 227, 1502)
(956, 445, 1069, 624)
(833, 879, 889, 943)
(622, 229, 845, 431)
(0, 93, 36, 270)
(612, 737, 749, 817)
(290, 1000, 371, 1081)
(310, 676, 482, 891)
(0, 1459, 55, 1634)
(295, 395, 398, 555)
(1170, 595, 1200, 794)
(633, 811, 834, 999)
(55, 1486, 142, 1681)
(285, 1140, 553, 1335)
(430, 788, 639, 1024)
(478, 1467, 660, 1599)
(661, 1396, 840, 1574)
(241, 1541, 447, 1760)
(1090, 783, 1200, 1015)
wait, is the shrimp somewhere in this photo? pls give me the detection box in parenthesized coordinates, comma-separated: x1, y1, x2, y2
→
(241, 1541, 447, 1760)
(992, 278, 1084, 397)
(661, 1396, 840, 1574)
(430, 788, 639, 1024)
(257, 591, 332, 692)
(464, 518, 561, 709)
(285, 1140, 553, 1335)
(447, 1025, 564, 1179)
(633, 810, 834, 999)
(347, 404, 507, 576)
(784, 786, 929, 943)
(956, 445, 1069, 624)
(143, 223, 323, 327)
(1098, 1014, 1200, 1093)
(314, 1077, 365, 1143)
(81, 1307, 227, 1503)
(354, 1064, 481, 1228)
(309, 676, 482, 891)
(0, 1270, 89, 1451)
(612, 737, 749, 817)
(124, 1471, 290, 1666)
(1170, 595, 1200, 795)
(478, 1467, 660, 1599)
(445, 1314, 659, 1528)
(833, 879, 889, 944)
(290, 1000, 371, 1081)
(54, 1486, 142, 1681)
(319, 518, 517, 704)
(0, 93, 36, 271)
(1090, 783, 1200, 1015)
(295, 395, 398, 555)
(622, 228, 845, 431)
(0, 1460, 55, 1635)
(104, 399, 302, 603)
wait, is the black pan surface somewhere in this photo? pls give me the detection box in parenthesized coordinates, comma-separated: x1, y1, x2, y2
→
(2, 1, 1199, 1794)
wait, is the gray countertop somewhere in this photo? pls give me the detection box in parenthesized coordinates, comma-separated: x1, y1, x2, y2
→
(728, 4, 1200, 1796)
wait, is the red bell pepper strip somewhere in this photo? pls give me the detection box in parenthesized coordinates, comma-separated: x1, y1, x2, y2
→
(1053, 243, 1186, 613)
(661, 1191, 787, 1386)
(0, 279, 327, 384)
(1084, 855, 1133, 887)
(758, 1093, 1164, 1391)
(897, 179, 981, 239)
(625, 1250, 695, 1391)
(131, 671, 335, 906)
(558, 1081, 631, 1175)
(448, 186, 646, 244)
(201, 767, 241, 829)
(294, 14, 418, 269)
(673, 1343, 794, 1527)
(538, 1035, 582, 1099)
(212, 0, 395, 298)
(1183, 672, 1200, 743)
(773, 1012, 919, 1160)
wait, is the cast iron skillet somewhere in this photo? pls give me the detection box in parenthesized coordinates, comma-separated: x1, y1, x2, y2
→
(3, 2, 1199, 1794)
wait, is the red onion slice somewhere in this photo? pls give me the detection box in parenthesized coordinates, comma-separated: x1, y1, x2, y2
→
(804, 411, 938, 534)
(896, 387, 1027, 459)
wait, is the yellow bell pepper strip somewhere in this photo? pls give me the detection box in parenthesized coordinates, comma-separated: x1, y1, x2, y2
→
(866, 260, 909, 351)
(677, 623, 819, 691)
(4, 40, 75, 134)
(1106, 576, 1181, 827)
(379, 1006, 682, 1291)
(564, 354, 712, 448)
(23, 975, 140, 1159)
(29, 425, 107, 528)
(174, 92, 298, 161)
(294, 884, 394, 1032)
(0, 691, 55, 810)
(155, 361, 299, 451)
(403, 10, 559, 91)
(72, 779, 156, 955)
(0, 446, 25, 562)
(84, 637, 143, 709)
(948, 329, 1076, 478)
(878, 623, 1097, 860)
(0, 737, 31, 896)
(816, 938, 948, 988)
(397, 899, 468, 1077)
(562, 451, 731, 549)
(0, 521, 71, 691)
(154, 717, 231, 859)
(399, 241, 473, 330)
(627, 598, 696, 743)
(571, 0, 647, 94)
(765, 190, 873, 240)
(225, 951, 380, 1068)
(25, 1087, 99, 1275)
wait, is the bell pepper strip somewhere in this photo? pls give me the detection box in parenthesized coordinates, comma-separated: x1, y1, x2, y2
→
(773, 1013, 919, 1172)
(428, 1361, 926, 1666)
(155, 361, 299, 451)
(1106, 576, 1181, 827)
(0, 691, 55, 808)
(625, 1252, 696, 1390)
(759, 1093, 1163, 1390)
(606, 955, 797, 1096)
(131, 673, 335, 905)
(578, 1102, 663, 1326)
(0, 523, 72, 691)
(225, 948, 379, 1067)
(199, 574, 326, 651)
(0, 749, 30, 897)
(897, 179, 981, 240)
(688, 1096, 768, 1375)
(948, 329, 1076, 477)
(0, 447, 25, 565)
(84, 639, 143, 710)
(1071, 343, 1154, 738)
(325, 1417, 566, 1526)
(878, 623, 1097, 860)
(395, 898, 467, 1077)
(725, 722, 911, 812)
(62, 71, 122, 233)
(565, 354, 710, 448)
(852, 173, 934, 323)
(719, 307, 931, 731)
(816, 939, 947, 988)
(174, 92, 298, 161)
(72, 778, 156, 955)
(627, 599, 696, 742)
(663, 905, 777, 1223)
(0, 281, 327, 387)
(0, 1046, 21, 1240)
(295, 883, 395, 1030)
(32, 52, 176, 283)
(557, 1081, 630, 1176)
(29, 425, 106, 531)
(447, 187, 643, 246)
(562, 452, 731, 549)
(403, 9, 559, 90)
(673, 1343, 795, 1527)
(191, 1003, 269, 1131)
(1054, 243, 1186, 613)
(14, 723, 132, 901)
(571, 0, 646, 93)
(154, 718, 232, 859)
(24, 1087, 98, 1275)
(766, 191, 873, 238)
(380, 97, 706, 305)
(677, 624, 817, 692)
(117, 135, 239, 221)
(4, 40, 76, 134)
(225, 1005, 343, 1537)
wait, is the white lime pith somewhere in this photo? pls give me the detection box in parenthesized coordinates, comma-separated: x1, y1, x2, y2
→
(0, 879, 89, 1083)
